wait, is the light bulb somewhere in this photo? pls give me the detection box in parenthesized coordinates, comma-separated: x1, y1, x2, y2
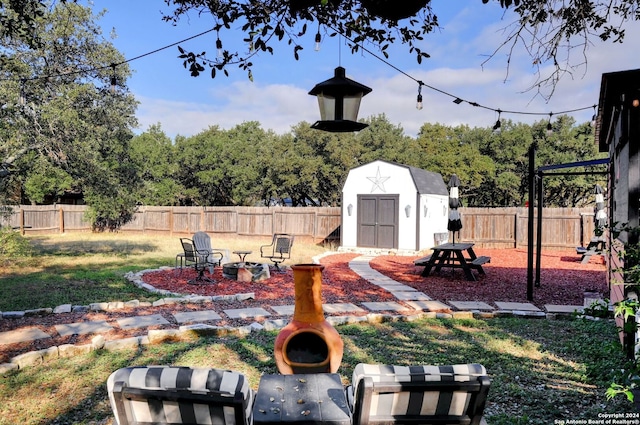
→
(492, 120, 501, 132)
(416, 94, 423, 110)
(216, 38, 223, 58)
(314, 32, 321, 52)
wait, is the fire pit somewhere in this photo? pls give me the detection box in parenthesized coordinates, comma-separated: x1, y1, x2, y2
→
(274, 264, 344, 374)
(222, 262, 263, 280)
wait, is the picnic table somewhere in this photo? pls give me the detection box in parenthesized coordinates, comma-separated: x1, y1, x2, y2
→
(576, 236, 605, 264)
(414, 242, 490, 281)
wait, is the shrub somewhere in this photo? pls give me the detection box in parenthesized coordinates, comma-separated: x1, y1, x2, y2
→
(0, 226, 33, 261)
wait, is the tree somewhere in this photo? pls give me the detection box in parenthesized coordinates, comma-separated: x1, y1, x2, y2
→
(129, 124, 185, 206)
(415, 123, 496, 206)
(0, 2, 140, 228)
(162, 0, 639, 96)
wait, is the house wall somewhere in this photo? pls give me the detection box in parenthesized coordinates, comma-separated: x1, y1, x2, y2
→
(342, 161, 420, 250)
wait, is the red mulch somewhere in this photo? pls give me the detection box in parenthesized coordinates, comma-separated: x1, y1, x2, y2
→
(144, 249, 607, 308)
(369, 248, 607, 307)
(0, 250, 607, 363)
(143, 254, 396, 304)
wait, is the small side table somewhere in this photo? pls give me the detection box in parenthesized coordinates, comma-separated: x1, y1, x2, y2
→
(253, 373, 351, 424)
(233, 250, 252, 262)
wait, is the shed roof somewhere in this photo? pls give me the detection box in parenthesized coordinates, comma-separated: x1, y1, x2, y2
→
(351, 160, 449, 196)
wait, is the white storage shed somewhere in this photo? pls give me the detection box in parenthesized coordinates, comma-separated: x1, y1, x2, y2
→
(341, 160, 450, 252)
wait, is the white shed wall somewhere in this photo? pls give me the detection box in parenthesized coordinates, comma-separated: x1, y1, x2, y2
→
(418, 194, 449, 250)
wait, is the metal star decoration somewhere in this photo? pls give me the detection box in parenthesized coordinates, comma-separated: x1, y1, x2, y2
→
(367, 167, 390, 193)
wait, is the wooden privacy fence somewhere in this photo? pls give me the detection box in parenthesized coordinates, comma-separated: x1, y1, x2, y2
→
(2, 205, 597, 249)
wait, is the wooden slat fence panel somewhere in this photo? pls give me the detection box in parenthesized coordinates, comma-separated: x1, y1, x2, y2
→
(2, 205, 598, 248)
(460, 207, 517, 248)
(203, 207, 237, 233)
(61, 205, 91, 231)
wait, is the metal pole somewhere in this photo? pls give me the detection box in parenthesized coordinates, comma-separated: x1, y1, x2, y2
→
(527, 143, 536, 301)
(536, 171, 543, 287)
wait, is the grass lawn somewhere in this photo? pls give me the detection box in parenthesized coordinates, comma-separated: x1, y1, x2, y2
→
(0, 232, 635, 424)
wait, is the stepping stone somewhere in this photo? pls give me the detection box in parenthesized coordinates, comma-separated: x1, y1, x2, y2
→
(392, 291, 431, 301)
(0, 328, 52, 345)
(223, 307, 271, 319)
(55, 320, 114, 337)
(406, 300, 451, 312)
(270, 305, 295, 316)
(495, 302, 541, 312)
(374, 283, 417, 292)
(116, 314, 169, 330)
(323, 303, 366, 313)
(545, 305, 584, 314)
(173, 310, 222, 324)
(449, 301, 494, 311)
(361, 302, 411, 312)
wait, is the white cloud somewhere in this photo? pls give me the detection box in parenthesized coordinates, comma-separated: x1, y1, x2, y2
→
(135, 81, 319, 137)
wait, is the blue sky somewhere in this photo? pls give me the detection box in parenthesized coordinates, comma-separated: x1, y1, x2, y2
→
(87, 1, 640, 138)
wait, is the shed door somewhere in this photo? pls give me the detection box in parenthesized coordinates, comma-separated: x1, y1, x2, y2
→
(357, 195, 398, 249)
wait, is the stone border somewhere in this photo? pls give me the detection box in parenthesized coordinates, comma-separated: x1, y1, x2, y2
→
(1, 306, 610, 374)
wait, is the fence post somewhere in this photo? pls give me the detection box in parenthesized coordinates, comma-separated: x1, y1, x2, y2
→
(59, 206, 64, 233)
(169, 207, 174, 236)
(19, 207, 25, 235)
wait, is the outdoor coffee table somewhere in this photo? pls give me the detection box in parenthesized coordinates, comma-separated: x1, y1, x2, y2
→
(253, 373, 351, 424)
(233, 250, 252, 262)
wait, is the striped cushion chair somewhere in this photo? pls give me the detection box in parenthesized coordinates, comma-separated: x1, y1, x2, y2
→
(346, 363, 490, 425)
(107, 366, 254, 425)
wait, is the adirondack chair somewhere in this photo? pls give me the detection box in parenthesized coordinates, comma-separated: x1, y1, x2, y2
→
(192, 231, 229, 272)
(107, 365, 254, 425)
(260, 233, 294, 271)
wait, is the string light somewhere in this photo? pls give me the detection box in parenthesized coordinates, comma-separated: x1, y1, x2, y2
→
(110, 64, 117, 94)
(2, 20, 599, 127)
(546, 112, 553, 136)
(590, 105, 597, 127)
(492, 109, 502, 133)
(216, 32, 223, 58)
(316, 18, 599, 126)
(416, 83, 423, 110)
(314, 26, 321, 51)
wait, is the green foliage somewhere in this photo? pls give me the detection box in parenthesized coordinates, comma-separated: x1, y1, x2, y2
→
(0, 2, 140, 227)
(583, 298, 612, 318)
(162, 0, 639, 97)
(0, 226, 32, 260)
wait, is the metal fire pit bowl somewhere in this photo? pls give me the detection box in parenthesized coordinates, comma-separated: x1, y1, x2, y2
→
(222, 262, 263, 280)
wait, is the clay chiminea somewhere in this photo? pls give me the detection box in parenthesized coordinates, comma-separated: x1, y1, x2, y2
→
(274, 264, 344, 374)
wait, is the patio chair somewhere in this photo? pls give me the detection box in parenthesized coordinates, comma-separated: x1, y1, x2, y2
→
(192, 231, 229, 271)
(180, 238, 216, 284)
(107, 365, 254, 425)
(346, 363, 491, 425)
(260, 233, 294, 271)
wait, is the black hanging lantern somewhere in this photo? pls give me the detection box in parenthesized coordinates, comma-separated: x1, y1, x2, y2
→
(308, 66, 372, 132)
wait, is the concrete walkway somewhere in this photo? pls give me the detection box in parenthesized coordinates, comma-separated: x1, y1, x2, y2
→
(0, 255, 585, 352)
